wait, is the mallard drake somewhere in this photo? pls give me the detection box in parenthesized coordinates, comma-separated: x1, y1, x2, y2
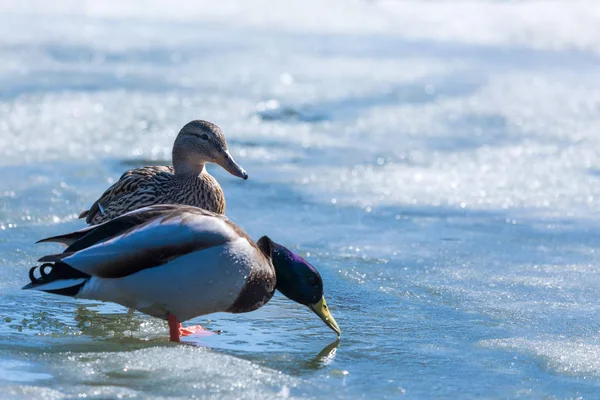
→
(24, 204, 341, 341)
(79, 120, 248, 225)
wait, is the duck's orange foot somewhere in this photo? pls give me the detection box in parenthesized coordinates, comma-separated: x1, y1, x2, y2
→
(168, 313, 219, 342)
(180, 325, 209, 336)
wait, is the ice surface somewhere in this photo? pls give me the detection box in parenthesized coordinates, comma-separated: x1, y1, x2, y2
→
(2, 0, 600, 398)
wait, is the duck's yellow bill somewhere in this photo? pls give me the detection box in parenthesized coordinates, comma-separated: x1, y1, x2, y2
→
(309, 296, 341, 337)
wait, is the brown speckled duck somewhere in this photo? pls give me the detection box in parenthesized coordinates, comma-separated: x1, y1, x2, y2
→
(79, 120, 248, 225)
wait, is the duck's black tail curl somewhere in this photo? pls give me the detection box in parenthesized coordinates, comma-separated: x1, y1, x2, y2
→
(24, 262, 89, 297)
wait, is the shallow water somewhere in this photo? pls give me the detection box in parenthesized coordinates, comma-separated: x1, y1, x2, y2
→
(2, 0, 600, 398)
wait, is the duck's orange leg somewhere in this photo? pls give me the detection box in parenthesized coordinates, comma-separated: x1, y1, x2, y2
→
(168, 313, 181, 342)
(168, 313, 211, 342)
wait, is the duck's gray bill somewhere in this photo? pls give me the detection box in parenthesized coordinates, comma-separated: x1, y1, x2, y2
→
(220, 149, 248, 180)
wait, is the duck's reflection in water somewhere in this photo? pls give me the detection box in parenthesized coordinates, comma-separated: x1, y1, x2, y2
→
(305, 339, 340, 370)
(73, 305, 163, 343)
(72, 305, 341, 375)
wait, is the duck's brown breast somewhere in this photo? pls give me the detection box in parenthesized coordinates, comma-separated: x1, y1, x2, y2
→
(171, 172, 226, 214)
(226, 258, 276, 314)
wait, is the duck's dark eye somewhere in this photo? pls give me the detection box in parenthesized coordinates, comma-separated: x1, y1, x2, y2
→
(308, 276, 317, 286)
(201, 134, 209, 140)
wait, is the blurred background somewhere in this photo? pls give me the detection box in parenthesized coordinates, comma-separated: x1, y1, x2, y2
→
(1, 1, 600, 398)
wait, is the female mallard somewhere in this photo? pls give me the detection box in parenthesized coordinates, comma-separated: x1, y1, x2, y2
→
(79, 120, 248, 225)
(24, 205, 341, 342)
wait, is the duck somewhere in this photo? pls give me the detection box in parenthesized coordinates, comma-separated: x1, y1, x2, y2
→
(79, 120, 248, 225)
(24, 204, 341, 342)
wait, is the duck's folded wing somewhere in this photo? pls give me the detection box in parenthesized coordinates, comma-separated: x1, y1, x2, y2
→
(81, 166, 174, 224)
(39, 204, 180, 250)
(81, 175, 126, 223)
(39, 205, 238, 279)
(66, 204, 189, 253)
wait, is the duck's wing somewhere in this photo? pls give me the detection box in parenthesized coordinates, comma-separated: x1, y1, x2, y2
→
(79, 166, 174, 224)
(41, 203, 179, 248)
(40, 205, 240, 279)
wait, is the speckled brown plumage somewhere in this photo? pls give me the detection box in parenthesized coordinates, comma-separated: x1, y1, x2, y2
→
(79, 120, 247, 225)
(81, 166, 226, 225)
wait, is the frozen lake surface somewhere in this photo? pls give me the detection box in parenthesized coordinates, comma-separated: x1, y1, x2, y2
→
(1, 0, 600, 398)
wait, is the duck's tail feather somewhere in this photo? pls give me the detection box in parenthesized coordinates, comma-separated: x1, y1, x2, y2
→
(78, 210, 89, 219)
(36, 225, 96, 246)
(37, 252, 75, 263)
(37, 233, 83, 246)
(23, 262, 89, 297)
